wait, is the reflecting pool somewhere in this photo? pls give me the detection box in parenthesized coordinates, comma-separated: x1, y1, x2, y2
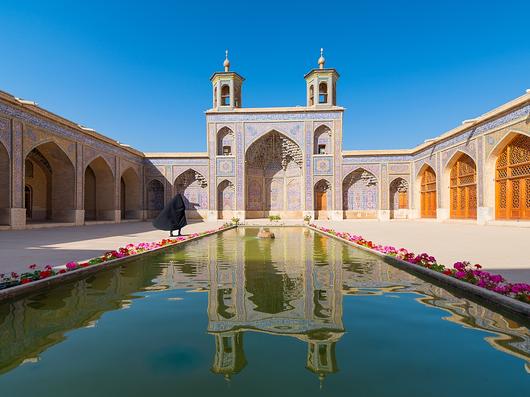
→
(0, 227, 528, 396)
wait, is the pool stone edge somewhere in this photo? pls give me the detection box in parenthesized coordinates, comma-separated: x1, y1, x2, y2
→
(307, 225, 530, 319)
(0, 225, 236, 303)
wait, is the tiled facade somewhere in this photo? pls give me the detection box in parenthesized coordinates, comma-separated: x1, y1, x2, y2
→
(0, 56, 529, 228)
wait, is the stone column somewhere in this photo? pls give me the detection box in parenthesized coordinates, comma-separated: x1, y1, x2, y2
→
(73, 143, 85, 225)
(113, 157, 121, 222)
(10, 120, 26, 228)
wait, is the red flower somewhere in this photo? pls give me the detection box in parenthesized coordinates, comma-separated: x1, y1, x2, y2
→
(474, 264, 482, 269)
(20, 278, 32, 284)
(29, 264, 37, 270)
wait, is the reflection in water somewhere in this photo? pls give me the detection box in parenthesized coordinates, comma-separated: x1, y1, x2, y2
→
(0, 227, 529, 384)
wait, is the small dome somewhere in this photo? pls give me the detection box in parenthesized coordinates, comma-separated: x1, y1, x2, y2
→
(224, 50, 230, 71)
(318, 48, 325, 69)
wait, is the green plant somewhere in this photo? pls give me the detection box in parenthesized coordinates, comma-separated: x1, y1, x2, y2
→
(303, 215, 312, 223)
(268, 215, 281, 222)
(231, 217, 240, 225)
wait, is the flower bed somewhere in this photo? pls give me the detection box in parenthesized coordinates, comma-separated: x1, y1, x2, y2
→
(0, 225, 233, 291)
(310, 224, 530, 305)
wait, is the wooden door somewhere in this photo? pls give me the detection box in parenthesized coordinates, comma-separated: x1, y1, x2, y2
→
(496, 135, 530, 220)
(420, 166, 437, 218)
(450, 154, 477, 219)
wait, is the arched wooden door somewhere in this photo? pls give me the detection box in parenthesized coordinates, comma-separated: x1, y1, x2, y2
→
(316, 190, 327, 211)
(450, 154, 477, 219)
(420, 166, 437, 218)
(496, 134, 530, 220)
(314, 180, 330, 220)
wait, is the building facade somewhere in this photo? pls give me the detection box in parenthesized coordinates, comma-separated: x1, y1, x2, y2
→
(1, 52, 529, 229)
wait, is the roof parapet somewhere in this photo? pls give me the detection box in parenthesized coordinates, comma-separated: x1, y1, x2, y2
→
(15, 97, 38, 106)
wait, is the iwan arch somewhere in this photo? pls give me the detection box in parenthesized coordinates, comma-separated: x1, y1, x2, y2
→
(0, 51, 529, 229)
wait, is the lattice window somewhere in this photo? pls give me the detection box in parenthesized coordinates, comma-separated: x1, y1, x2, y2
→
(420, 166, 437, 218)
(449, 154, 477, 219)
(496, 134, 530, 220)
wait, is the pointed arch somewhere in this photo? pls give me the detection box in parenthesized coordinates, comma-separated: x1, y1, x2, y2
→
(245, 130, 303, 218)
(314, 125, 332, 154)
(217, 126, 235, 156)
(389, 177, 409, 219)
(217, 179, 235, 219)
(493, 133, 530, 220)
(84, 156, 116, 221)
(314, 179, 331, 219)
(0, 142, 10, 225)
(24, 141, 75, 222)
(147, 179, 165, 219)
(445, 152, 477, 219)
(342, 168, 378, 219)
(120, 167, 141, 220)
(419, 165, 437, 218)
(174, 168, 208, 218)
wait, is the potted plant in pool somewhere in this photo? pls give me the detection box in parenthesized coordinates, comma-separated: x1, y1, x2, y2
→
(303, 215, 312, 224)
(231, 217, 240, 226)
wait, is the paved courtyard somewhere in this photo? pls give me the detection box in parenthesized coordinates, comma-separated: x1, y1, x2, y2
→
(0, 220, 528, 283)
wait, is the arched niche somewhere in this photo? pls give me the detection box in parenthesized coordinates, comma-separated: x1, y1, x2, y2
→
(217, 127, 235, 156)
(120, 167, 141, 220)
(24, 141, 76, 223)
(84, 157, 116, 221)
(389, 177, 409, 219)
(314, 125, 332, 155)
(217, 179, 235, 219)
(0, 142, 10, 225)
(147, 179, 165, 219)
(417, 165, 437, 218)
(245, 130, 303, 219)
(342, 168, 378, 219)
(314, 179, 331, 220)
(492, 133, 530, 220)
(174, 169, 208, 219)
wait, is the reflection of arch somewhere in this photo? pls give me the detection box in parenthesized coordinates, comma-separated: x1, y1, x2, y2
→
(217, 127, 234, 156)
(245, 130, 302, 218)
(24, 141, 75, 222)
(120, 167, 141, 220)
(342, 168, 378, 218)
(419, 165, 437, 218)
(314, 125, 331, 154)
(84, 157, 116, 221)
(217, 179, 235, 219)
(0, 142, 10, 225)
(314, 179, 331, 219)
(389, 177, 408, 219)
(147, 179, 165, 219)
(494, 133, 530, 220)
(174, 169, 208, 218)
(447, 153, 477, 219)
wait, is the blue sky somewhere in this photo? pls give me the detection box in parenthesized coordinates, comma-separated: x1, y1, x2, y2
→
(0, 0, 529, 152)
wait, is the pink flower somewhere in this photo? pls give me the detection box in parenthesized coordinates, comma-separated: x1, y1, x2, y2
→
(28, 264, 37, 270)
(66, 261, 78, 270)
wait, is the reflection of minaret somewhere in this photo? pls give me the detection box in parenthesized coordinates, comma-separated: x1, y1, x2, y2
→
(306, 337, 339, 388)
(211, 331, 247, 381)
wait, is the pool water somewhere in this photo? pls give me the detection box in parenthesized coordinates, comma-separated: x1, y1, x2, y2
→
(0, 227, 528, 396)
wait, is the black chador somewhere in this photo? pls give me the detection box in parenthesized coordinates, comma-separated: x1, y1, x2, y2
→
(152, 194, 187, 237)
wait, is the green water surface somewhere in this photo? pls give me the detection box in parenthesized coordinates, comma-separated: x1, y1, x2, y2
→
(0, 227, 528, 396)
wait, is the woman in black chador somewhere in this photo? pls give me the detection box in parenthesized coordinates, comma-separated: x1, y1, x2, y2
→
(152, 194, 187, 237)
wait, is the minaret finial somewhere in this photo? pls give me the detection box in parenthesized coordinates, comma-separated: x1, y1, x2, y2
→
(223, 49, 230, 72)
(318, 48, 325, 69)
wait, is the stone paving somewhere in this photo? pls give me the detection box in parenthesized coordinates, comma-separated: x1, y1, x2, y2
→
(0, 221, 227, 276)
(0, 220, 528, 283)
(315, 220, 530, 283)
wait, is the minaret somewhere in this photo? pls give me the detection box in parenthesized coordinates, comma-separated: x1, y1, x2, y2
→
(210, 50, 245, 110)
(304, 48, 339, 107)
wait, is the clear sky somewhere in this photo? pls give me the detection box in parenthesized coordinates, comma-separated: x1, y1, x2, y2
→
(1, 0, 529, 152)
